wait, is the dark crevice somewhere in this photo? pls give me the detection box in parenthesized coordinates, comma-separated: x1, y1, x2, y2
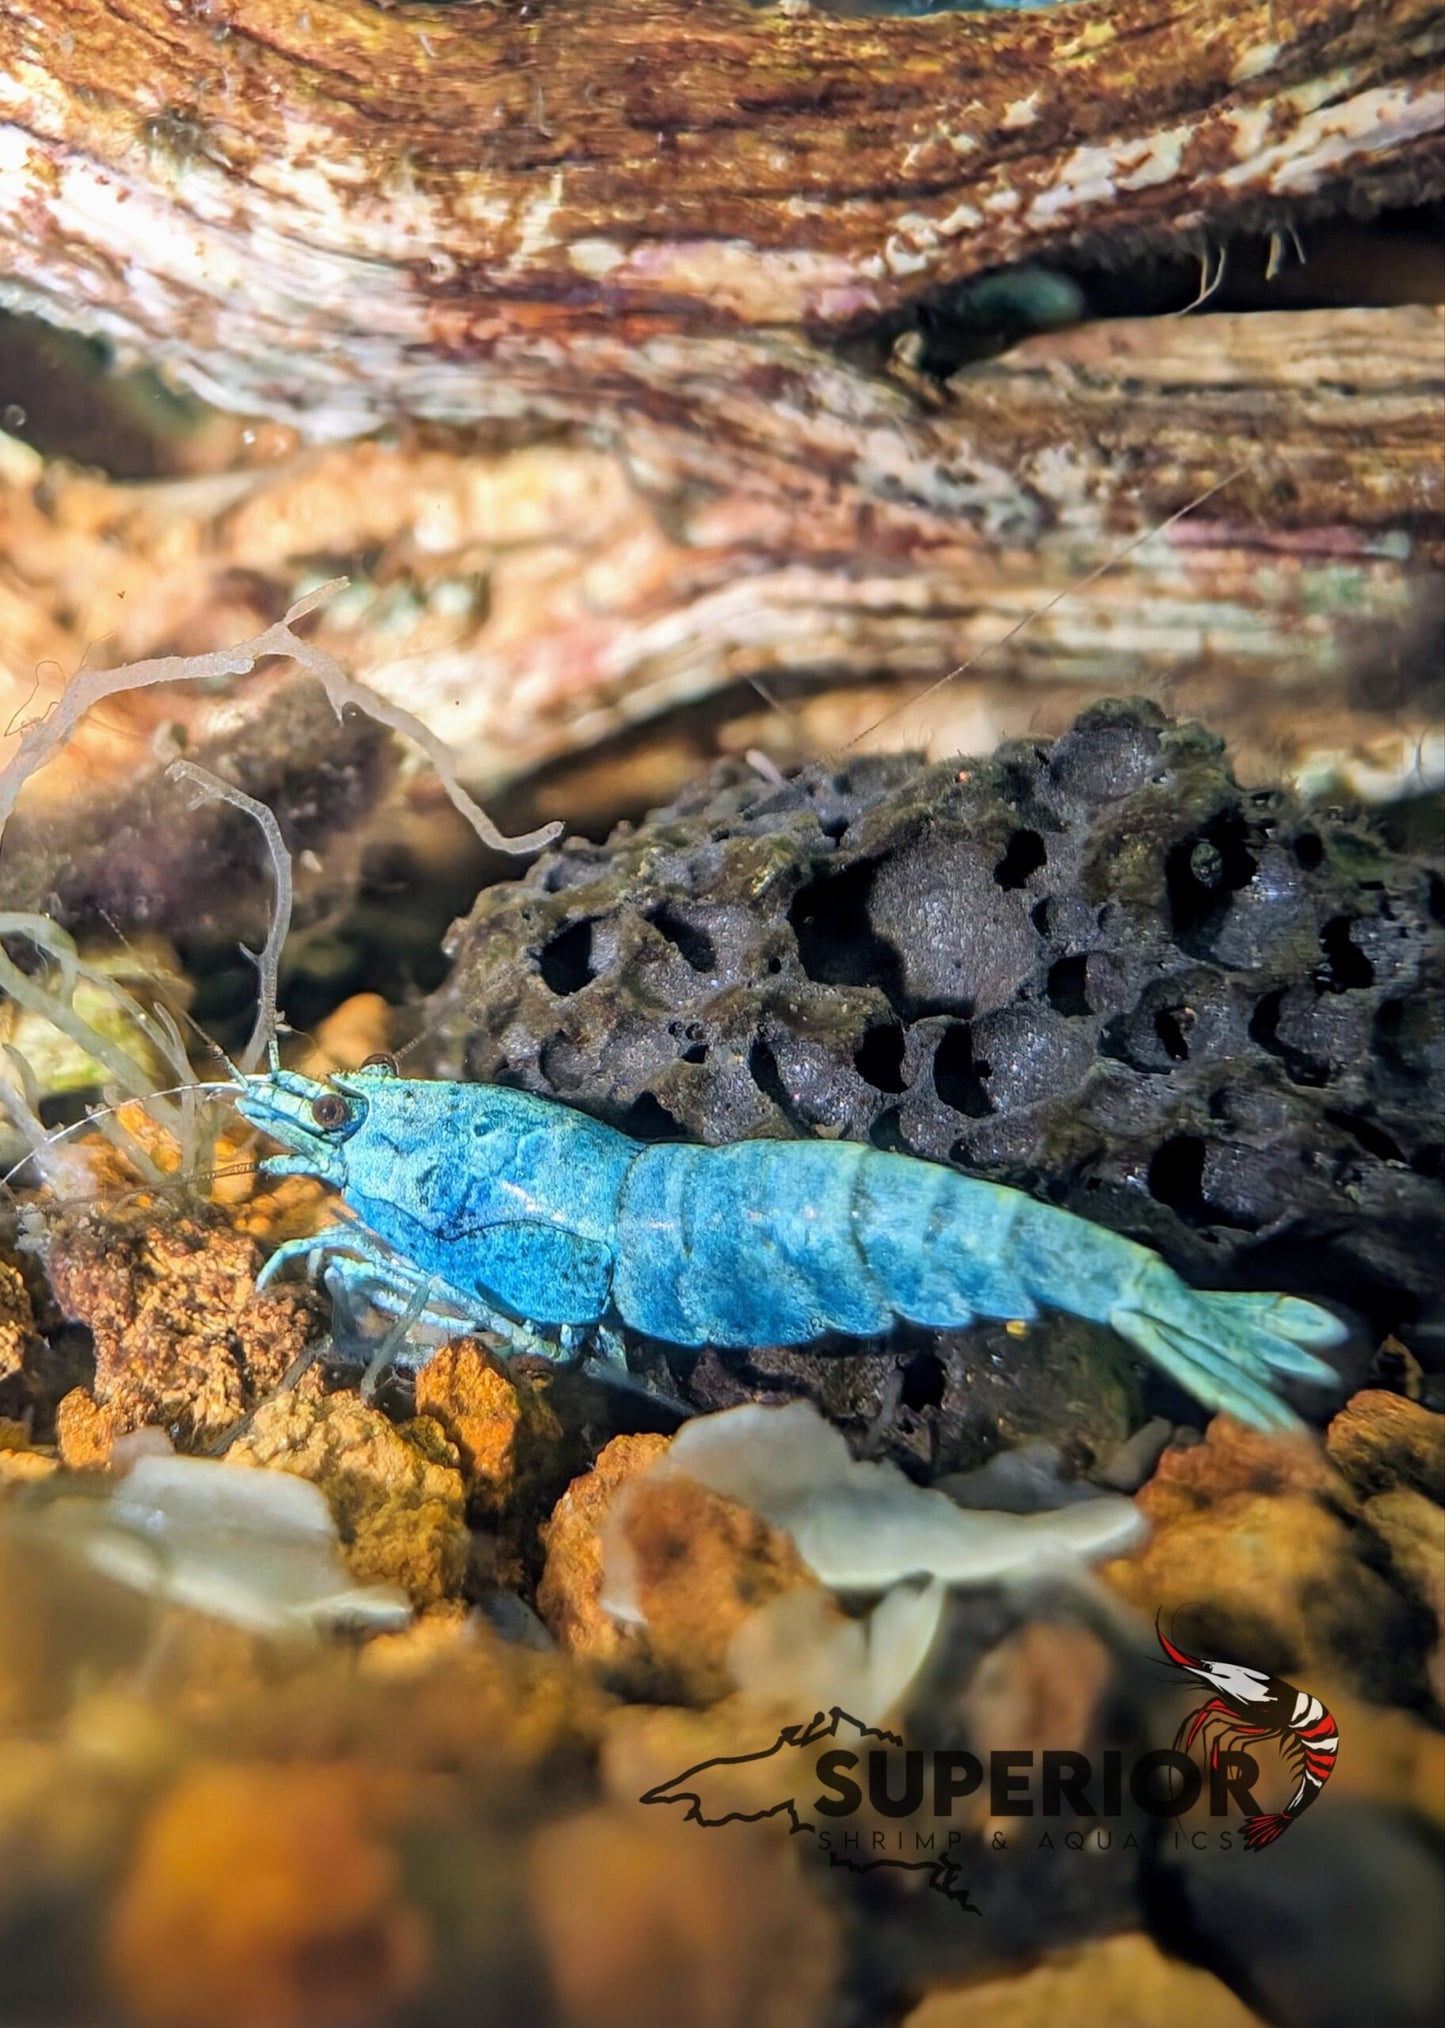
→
(1147, 1135, 1210, 1221)
(868, 1106, 913, 1155)
(1153, 1005, 1192, 1063)
(994, 827, 1047, 890)
(37, 1090, 96, 1131)
(1249, 986, 1329, 1088)
(1046, 953, 1091, 1017)
(615, 1091, 685, 1141)
(788, 859, 905, 1003)
(648, 901, 717, 975)
(854, 1020, 907, 1094)
(538, 918, 596, 996)
(899, 1350, 946, 1412)
(1147, 1134, 1260, 1232)
(1371, 996, 1426, 1088)
(748, 1034, 806, 1130)
(1324, 1108, 1406, 1165)
(1320, 915, 1375, 991)
(1165, 810, 1259, 948)
(932, 1023, 993, 1117)
(858, 204, 1445, 387)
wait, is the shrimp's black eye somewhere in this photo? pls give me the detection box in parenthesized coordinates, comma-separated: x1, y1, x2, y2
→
(310, 1093, 350, 1130)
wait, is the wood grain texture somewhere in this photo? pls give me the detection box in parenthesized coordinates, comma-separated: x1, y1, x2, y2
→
(2, 2, 1440, 847)
(3, 307, 1439, 830)
(1, 1, 1440, 433)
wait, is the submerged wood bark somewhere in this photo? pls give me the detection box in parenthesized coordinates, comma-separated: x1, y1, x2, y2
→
(1, 0, 1440, 434)
(0, 1, 1440, 851)
(1, 305, 1440, 847)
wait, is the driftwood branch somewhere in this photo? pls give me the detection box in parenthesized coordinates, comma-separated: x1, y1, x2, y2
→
(1, 0, 1440, 897)
(0, 0, 1440, 436)
(2, 305, 1439, 851)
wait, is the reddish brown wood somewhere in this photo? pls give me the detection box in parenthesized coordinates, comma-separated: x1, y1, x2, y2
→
(0, 1, 1439, 434)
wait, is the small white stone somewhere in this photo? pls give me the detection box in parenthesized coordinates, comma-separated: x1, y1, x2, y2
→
(49, 1453, 412, 1636)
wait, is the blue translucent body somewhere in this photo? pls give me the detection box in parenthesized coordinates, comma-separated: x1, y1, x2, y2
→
(236, 1068, 1345, 1431)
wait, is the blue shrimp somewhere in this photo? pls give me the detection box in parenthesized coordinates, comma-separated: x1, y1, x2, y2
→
(233, 1062, 1345, 1431)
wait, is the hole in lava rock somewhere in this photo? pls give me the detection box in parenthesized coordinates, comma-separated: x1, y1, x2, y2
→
(1323, 1107, 1405, 1164)
(1046, 953, 1091, 1017)
(748, 1035, 799, 1122)
(932, 1023, 993, 1117)
(648, 901, 717, 975)
(538, 919, 596, 995)
(1249, 987, 1328, 1088)
(1320, 915, 1375, 990)
(994, 828, 1046, 890)
(1147, 1136, 1260, 1232)
(854, 1021, 907, 1094)
(788, 860, 904, 999)
(1293, 830, 1325, 871)
(1147, 1135, 1210, 1219)
(1153, 1005, 1191, 1062)
(900, 1350, 946, 1411)
(1165, 810, 1258, 943)
(616, 1091, 684, 1141)
(869, 1107, 912, 1154)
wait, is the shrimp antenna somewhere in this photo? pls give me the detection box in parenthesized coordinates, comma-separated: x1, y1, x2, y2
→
(844, 466, 1249, 751)
(0, 1080, 243, 1192)
(390, 1029, 433, 1070)
(94, 911, 247, 1096)
(165, 761, 292, 1073)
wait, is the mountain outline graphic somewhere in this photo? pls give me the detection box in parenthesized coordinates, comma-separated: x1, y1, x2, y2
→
(638, 1704, 981, 1914)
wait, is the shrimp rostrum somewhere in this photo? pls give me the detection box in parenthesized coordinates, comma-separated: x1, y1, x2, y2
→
(235, 1062, 1345, 1431)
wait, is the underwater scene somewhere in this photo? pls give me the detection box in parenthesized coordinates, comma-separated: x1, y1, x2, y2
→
(0, 3, 1441, 2026)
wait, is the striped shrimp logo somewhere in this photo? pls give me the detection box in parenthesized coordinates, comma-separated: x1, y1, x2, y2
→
(1156, 1621, 1339, 1849)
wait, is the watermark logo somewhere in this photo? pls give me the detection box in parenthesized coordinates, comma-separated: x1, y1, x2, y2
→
(639, 1708, 984, 1913)
(1154, 1620, 1339, 1850)
(639, 1624, 1340, 1909)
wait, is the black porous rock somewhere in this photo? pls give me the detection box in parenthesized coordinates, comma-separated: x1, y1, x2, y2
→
(422, 700, 1445, 1469)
